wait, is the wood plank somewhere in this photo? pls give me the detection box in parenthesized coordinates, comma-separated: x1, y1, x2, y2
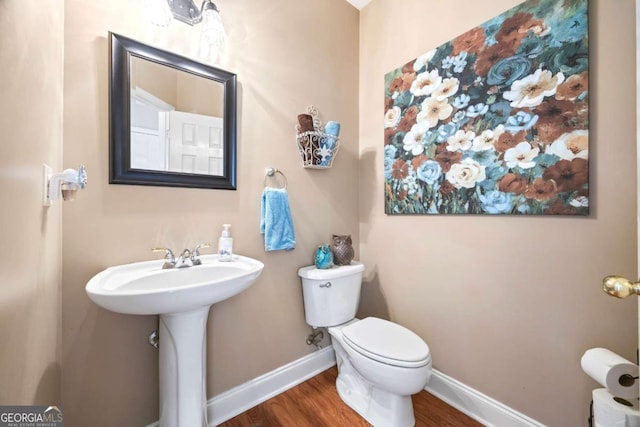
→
(219, 367, 482, 426)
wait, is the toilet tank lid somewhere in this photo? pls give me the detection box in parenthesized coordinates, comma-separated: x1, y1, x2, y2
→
(342, 317, 430, 364)
(297, 261, 364, 279)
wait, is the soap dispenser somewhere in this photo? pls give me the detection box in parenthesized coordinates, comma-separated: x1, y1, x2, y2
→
(218, 224, 233, 261)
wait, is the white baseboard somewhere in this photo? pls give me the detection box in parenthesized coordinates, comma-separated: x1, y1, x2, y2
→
(145, 346, 335, 427)
(426, 369, 544, 427)
(147, 345, 542, 427)
(208, 346, 336, 425)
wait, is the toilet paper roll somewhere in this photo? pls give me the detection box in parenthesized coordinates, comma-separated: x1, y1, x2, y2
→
(582, 348, 639, 399)
(593, 388, 640, 427)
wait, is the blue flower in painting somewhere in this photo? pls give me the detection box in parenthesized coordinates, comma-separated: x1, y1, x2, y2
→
(553, 7, 588, 43)
(517, 34, 545, 58)
(485, 165, 508, 181)
(452, 94, 471, 109)
(468, 149, 498, 167)
(504, 111, 539, 132)
(436, 122, 459, 142)
(452, 110, 468, 124)
(487, 56, 532, 86)
(482, 15, 506, 46)
(384, 156, 394, 180)
(482, 102, 512, 127)
(466, 103, 489, 118)
(452, 52, 468, 73)
(383, 145, 397, 179)
(441, 56, 454, 70)
(478, 191, 513, 214)
(423, 129, 438, 146)
(384, 144, 397, 160)
(552, 42, 588, 75)
(416, 160, 442, 185)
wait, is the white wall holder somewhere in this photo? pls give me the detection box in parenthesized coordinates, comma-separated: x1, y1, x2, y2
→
(43, 164, 88, 207)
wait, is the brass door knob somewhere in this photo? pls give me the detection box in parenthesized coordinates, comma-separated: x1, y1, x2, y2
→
(602, 276, 640, 298)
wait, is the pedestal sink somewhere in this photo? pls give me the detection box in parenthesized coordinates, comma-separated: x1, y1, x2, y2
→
(86, 254, 264, 427)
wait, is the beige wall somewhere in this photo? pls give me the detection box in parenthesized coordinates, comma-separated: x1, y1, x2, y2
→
(177, 72, 224, 117)
(3, 1, 636, 426)
(61, 0, 358, 425)
(131, 56, 179, 108)
(0, 0, 64, 405)
(359, 0, 637, 426)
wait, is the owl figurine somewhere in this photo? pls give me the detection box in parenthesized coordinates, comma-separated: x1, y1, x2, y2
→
(314, 244, 334, 269)
(331, 235, 354, 266)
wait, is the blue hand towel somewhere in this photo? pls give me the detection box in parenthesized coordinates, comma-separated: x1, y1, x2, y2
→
(260, 187, 296, 252)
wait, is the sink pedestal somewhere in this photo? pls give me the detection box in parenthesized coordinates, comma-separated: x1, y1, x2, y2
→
(159, 306, 210, 427)
(85, 254, 264, 426)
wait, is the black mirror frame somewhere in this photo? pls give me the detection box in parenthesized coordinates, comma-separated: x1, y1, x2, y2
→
(109, 32, 237, 190)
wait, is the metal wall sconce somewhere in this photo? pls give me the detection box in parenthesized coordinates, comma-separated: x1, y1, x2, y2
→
(147, 0, 227, 60)
(43, 164, 87, 206)
(168, 0, 217, 25)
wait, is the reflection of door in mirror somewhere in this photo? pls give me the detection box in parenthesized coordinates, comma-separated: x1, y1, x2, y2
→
(129, 55, 225, 176)
(168, 111, 223, 175)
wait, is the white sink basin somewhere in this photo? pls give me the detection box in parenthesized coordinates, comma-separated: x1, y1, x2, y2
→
(86, 254, 264, 315)
(85, 253, 264, 427)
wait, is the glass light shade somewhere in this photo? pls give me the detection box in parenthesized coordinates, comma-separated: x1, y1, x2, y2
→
(199, 6, 227, 59)
(144, 0, 173, 27)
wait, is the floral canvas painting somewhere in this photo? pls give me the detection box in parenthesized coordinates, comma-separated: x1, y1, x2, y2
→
(384, 0, 588, 215)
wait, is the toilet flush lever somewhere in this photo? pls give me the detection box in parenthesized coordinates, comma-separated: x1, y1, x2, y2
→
(319, 282, 332, 288)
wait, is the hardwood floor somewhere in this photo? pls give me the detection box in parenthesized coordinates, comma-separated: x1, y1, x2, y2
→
(219, 367, 483, 427)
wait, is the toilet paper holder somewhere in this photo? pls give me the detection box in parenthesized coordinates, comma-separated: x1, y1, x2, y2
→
(619, 374, 639, 387)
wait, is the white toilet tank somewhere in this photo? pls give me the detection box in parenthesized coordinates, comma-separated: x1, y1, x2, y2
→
(298, 262, 365, 328)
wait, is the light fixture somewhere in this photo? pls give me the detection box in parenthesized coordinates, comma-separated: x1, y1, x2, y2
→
(151, 0, 226, 61)
(144, 0, 173, 27)
(43, 164, 88, 206)
(198, 1, 227, 58)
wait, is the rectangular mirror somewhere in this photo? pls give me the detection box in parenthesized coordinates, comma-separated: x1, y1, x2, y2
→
(109, 32, 237, 189)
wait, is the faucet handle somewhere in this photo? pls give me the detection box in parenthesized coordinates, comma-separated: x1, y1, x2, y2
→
(191, 243, 211, 265)
(152, 247, 175, 260)
(152, 247, 176, 269)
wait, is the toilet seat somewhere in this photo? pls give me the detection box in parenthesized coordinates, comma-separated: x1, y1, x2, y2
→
(342, 317, 431, 368)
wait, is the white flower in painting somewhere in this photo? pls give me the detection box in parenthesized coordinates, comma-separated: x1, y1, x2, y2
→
(504, 142, 540, 169)
(569, 196, 589, 208)
(410, 69, 442, 97)
(446, 158, 486, 189)
(432, 77, 460, 101)
(546, 130, 589, 160)
(413, 49, 437, 72)
(402, 123, 428, 156)
(446, 130, 475, 152)
(418, 97, 453, 129)
(472, 125, 504, 152)
(384, 106, 402, 128)
(503, 68, 565, 108)
(402, 172, 420, 196)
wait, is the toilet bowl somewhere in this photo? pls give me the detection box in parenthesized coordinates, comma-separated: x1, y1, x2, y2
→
(330, 318, 431, 427)
(298, 262, 432, 427)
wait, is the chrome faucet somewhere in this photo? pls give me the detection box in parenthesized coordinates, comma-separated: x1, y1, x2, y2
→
(191, 243, 211, 265)
(152, 244, 211, 269)
(152, 247, 177, 269)
(175, 249, 193, 268)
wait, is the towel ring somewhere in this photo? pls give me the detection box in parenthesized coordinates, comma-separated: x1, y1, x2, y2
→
(264, 167, 287, 189)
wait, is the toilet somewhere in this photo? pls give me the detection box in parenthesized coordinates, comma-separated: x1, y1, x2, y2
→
(298, 261, 432, 427)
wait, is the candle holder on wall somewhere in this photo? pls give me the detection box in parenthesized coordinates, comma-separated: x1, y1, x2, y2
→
(295, 105, 340, 169)
(43, 164, 88, 206)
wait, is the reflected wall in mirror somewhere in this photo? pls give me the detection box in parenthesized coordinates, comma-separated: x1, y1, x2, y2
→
(110, 32, 237, 189)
